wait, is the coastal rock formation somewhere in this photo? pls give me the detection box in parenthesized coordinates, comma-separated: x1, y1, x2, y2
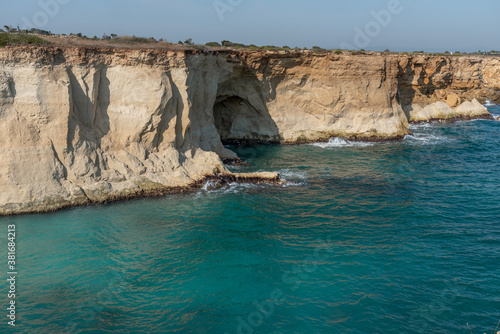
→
(0, 47, 281, 215)
(223, 53, 409, 143)
(0, 47, 497, 214)
(406, 99, 490, 122)
(397, 55, 495, 122)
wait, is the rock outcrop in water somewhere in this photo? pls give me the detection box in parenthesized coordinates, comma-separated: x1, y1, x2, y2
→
(0, 47, 497, 214)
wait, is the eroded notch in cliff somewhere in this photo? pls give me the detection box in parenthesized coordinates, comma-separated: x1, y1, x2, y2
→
(213, 94, 280, 144)
(214, 96, 244, 141)
(213, 91, 280, 145)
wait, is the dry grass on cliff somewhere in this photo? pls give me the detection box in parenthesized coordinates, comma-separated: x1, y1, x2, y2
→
(30, 34, 353, 54)
(0, 32, 391, 55)
(1, 33, 333, 53)
(2, 32, 496, 58)
(0, 32, 201, 51)
(40, 35, 203, 51)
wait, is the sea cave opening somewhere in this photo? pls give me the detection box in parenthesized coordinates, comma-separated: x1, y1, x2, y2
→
(213, 95, 279, 145)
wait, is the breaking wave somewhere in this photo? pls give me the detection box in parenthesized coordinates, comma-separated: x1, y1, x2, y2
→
(484, 99, 496, 107)
(198, 169, 307, 195)
(308, 137, 375, 148)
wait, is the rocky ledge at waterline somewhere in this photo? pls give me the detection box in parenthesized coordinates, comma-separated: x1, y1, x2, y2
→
(0, 46, 497, 215)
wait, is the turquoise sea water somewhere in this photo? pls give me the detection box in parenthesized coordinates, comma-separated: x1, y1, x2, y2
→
(1, 108, 499, 334)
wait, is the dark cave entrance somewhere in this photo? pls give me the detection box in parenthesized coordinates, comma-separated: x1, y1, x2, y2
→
(214, 96, 245, 143)
(213, 95, 280, 145)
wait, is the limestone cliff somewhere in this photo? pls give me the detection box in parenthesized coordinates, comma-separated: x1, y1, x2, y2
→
(397, 55, 496, 122)
(0, 47, 497, 214)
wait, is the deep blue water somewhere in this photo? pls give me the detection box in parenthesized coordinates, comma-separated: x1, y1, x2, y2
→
(1, 108, 499, 334)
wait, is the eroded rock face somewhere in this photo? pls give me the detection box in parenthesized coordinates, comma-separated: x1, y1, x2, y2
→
(0, 47, 497, 214)
(397, 55, 495, 122)
(0, 48, 239, 215)
(406, 99, 492, 122)
(217, 53, 410, 142)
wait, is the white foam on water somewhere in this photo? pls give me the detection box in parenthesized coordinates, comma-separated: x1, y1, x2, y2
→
(409, 123, 432, 130)
(404, 133, 451, 145)
(197, 168, 307, 195)
(484, 99, 496, 107)
(277, 169, 307, 180)
(201, 180, 218, 191)
(223, 182, 263, 193)
(308, 137, 375, 149)
(197, 180, 260, 197)
(277, 169, 308, 187)
(483, 99, 500, 118)
(244, 168, 308, 188)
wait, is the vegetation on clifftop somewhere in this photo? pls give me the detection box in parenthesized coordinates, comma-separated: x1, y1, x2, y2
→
(0, 32, 51, 47)
(2, 25, 500, 57)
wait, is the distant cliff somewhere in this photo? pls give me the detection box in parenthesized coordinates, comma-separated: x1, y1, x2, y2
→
(0, 47, 496, 214)
(398, 55, 498, 122)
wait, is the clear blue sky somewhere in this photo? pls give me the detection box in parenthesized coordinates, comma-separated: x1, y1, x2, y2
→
(1, 0, 498, 52)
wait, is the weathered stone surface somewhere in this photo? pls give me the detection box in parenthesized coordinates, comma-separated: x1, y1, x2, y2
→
(397, 55, 496, 122)
(406, 99, 492, 122)
(0, 47, 497, 214)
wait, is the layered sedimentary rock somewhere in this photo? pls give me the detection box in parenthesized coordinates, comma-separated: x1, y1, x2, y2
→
(212, 53, 409, 143)
(397, 55, 495, 122)
(0, 47, 497, 214)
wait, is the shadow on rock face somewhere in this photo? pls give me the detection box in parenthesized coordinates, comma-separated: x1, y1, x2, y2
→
(213, 69, 280, 145)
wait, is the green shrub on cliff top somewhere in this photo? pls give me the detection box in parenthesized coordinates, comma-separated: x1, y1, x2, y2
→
(205, 41, 222, 47)
(0, 32, 50, 47)
(112, 35, 156, 44)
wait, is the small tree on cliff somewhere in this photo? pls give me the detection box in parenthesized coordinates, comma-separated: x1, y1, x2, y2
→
(206, 42, 222, 47)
